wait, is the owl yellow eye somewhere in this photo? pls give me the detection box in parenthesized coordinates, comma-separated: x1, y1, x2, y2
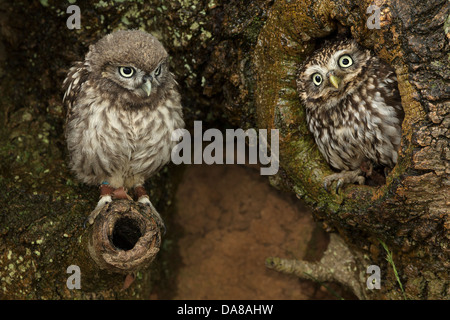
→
(312, 73, 323, 86)
(338, 54, 353, 68)
(119, 66, 135, 78)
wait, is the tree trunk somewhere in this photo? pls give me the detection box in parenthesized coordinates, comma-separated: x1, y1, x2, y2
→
(0, 0, 448, 299)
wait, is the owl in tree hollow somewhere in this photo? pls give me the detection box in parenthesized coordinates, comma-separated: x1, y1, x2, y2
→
(63, 30, 184, 227)
(297, 39, 404, 190)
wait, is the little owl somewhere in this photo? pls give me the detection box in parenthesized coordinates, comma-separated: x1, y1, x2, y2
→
(63, 30, 184, 227)
(297, 39, 404, 191)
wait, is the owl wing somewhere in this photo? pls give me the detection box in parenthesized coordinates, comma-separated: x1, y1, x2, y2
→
(62, 61, 89, 126)
(379, 64, 405, 123)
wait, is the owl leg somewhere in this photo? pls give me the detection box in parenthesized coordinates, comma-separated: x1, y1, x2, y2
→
(134, 185, 166, 235)
(84, 183, 114, 227)
(323, 169, 365, 193)
(84, 183, 133, 227)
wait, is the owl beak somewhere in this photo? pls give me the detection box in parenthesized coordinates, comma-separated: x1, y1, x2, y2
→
(329, 74, 341, 89)
(141, 81, 152, 97)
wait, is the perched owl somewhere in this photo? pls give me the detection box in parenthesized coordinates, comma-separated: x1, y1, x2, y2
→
(296, 39, 404, 191)
(63, 30, 184, 227)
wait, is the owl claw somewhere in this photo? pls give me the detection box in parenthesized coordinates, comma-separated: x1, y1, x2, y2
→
(83, 216, 91, 229)
(323, 169, 365, 193)
(336, 179, 344, 193)
(83, 195, 112, 228)
(138, 196, 166, 235)
(323, 178, 344, 193)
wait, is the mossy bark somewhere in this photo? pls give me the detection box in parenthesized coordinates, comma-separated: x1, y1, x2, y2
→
(0, 0, 448, 299)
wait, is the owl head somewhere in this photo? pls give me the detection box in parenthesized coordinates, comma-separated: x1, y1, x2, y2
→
(297, 39, 371, 111)
(85, 30, 175, 107)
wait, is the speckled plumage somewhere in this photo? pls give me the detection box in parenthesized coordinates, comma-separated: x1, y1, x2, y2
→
(63, 30, 184, 224)
(297, 39, 404, 188)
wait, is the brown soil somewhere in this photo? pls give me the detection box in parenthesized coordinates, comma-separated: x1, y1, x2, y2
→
(154, 164, 355, 300)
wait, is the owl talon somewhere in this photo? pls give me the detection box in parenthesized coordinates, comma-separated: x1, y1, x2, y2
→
(84, 195, 112, 228)
(82, 216, 91, 229)
(336, 179, 344, 193)
(138, 196, 166, 235)
(323, 179, 344, 194)
(323, 169, 365, 193)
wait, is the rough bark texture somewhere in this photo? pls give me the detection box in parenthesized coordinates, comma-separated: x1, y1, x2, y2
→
(0, 0, 448, 299)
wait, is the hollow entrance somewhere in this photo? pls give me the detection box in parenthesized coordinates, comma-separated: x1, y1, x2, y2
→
(111, 217, 142, 251)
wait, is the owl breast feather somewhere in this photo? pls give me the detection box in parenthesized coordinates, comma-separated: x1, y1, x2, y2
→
(65, 91, 183, 187)
(307, 73, 402, 172)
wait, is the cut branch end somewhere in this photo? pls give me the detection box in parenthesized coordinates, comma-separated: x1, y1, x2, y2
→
(87, 200, 162, 274)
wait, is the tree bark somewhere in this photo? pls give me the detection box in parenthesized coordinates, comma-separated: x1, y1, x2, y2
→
(0, 0, 448, 299)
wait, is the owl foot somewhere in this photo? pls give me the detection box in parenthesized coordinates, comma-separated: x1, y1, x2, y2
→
(137, 194, 166, 235)
(84, 185, 133, 227)
(84, 195, 112, 227)
(323, 169, 365, 193)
